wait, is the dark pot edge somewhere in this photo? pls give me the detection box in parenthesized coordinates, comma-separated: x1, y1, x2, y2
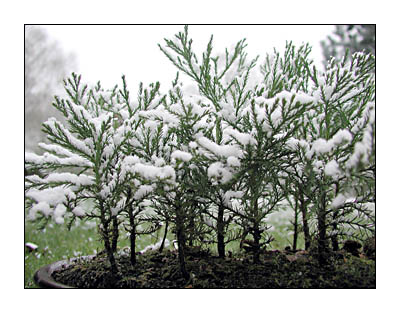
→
(34, 255, 96, 288)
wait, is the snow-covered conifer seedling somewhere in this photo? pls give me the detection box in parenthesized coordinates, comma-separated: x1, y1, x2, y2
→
(25, 26, 375, 288)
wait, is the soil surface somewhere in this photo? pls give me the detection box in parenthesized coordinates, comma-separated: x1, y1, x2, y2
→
(52, 248, 375, 288)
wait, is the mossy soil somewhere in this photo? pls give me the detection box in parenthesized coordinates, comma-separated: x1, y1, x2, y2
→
(51, 248, 375, 288)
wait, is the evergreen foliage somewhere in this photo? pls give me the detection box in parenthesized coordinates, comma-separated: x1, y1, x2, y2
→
(25, 26, 375, 279)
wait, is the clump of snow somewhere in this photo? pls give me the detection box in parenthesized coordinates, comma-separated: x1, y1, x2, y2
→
(144, 120, 158, 132)
(72, 205, 86, 217)
(313, 160, 324, 171)
(133, 163, 176, 182)
(324, 160, 341, 178)
(270, 108, 282, 128)
(134, 185, 154, 200)
(225, 128, 256, 146)
(139, 107, 179, 126)
(332, 129, 353, 146)
(346, 110, 374, 169)
(227, 156, 241, 167)
(189, 141, 198, 149)
(306, 129, 353, 159)
(197, 136, 242, 158)
(28, 202, 51, 219)
(207, 162, 233, 184)
(123, 155, 141, 166)
(331, 193, 347, 209)
(45, 173, 94, 186)
(310, 138, 333, 156)
(152, 156, 166, 167)
(223, 190, 245, 207)
(140, 238, 170, 254)
(90, 112, 114, 137)
(293, 92, 315, 104)
(25, 151, 92, 168)
(171, 150, 193, 162)
(220, 101, 236, 122)
(347, 142, 367, 168)
(54, 204, 67, 224)
(38, 142, 75, 157)
(26, 186, 76, 207)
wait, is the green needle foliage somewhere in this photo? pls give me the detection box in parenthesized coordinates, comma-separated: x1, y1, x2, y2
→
(25, 26, 375, 282)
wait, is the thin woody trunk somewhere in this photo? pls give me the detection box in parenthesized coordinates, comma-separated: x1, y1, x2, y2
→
(99, 200, 118, 274)
(253, 227, 262, 264)
(111, 215, 119, 253)
(127, 187, 137, 265)
(331, 214, 339, 251)
(103, 232, 118, 274)
(317, 191, 328, 266)
(104, 238, 118, 274)
(331, 182, 340, 251)
(176, 223, 189, 280)
(130, 222, 137, 265)
(249, 173, 262, 264)
(158, 220, 169, 253)
(188, 214, 195, 247)
(299, 191, 311, 250)
(176, 205, 189, 281)
(292, 199, 299, 252)
(217, 204, 226, 259)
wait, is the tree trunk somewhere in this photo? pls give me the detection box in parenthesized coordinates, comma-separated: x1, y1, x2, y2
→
(158, 220, 169, 253)
(299, 192, 311, 250)
(130, 224, 137, 266)
(127, 187, 137, 265)
(111, 215, 119, 253)
(317, 191, 328, 266)
(293, 215, 298, 252)
(217, 204, 226, 259)
(331, 182, 340, 251)
(176, 206, 190, 281)
(253, 227, 261, 264)
(292, 195, 299, 251)
(99, 201, 118, 274)
(104, 236, 118, 274)
(177, 226, 189, 280)
(188, 214, 195, 247)
(331, 215, 339, 251)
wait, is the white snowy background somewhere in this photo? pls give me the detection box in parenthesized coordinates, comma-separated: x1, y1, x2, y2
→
(43, 25, 334, 91)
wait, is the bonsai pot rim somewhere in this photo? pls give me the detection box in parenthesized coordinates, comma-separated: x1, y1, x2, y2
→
(34, 255, 95, 288)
